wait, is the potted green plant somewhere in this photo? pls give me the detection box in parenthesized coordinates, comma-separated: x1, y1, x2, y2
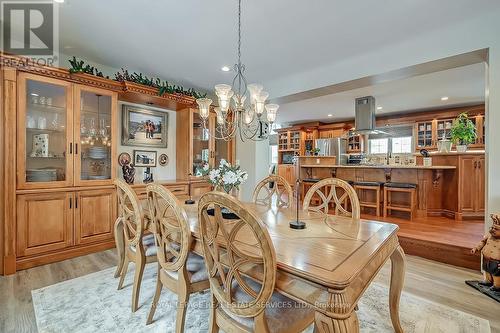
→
(450, 112, 477, 152)
(312, 148, 321, 156)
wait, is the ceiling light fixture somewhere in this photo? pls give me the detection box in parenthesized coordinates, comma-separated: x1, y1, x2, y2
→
(327, 114, 333, 117)
(53, 0, 64, 3)
(377, 106, 383, 110)
(196, 0, 278, 142)
(221, 66, 231, 72)
(441, 96, 449, 101)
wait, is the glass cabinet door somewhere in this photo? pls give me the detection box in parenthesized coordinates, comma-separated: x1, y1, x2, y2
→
(18, 73, 73, 189)
(74, 85, 116, 185)
(192, 110, 210, 176)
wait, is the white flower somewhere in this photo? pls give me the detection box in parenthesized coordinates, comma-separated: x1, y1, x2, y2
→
(209, 169, 220, 183)
(222, 170, 239, 185)
(220, 159, 230, 168)
(202, 164, 209, 171)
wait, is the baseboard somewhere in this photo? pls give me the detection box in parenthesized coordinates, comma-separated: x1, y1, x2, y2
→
(15, 241, 116, 272)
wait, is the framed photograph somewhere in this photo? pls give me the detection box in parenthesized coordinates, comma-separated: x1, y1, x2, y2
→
(118, 152, 131, 166)
(122, 105, 168, 147)
(158, 153, 169, 166)
(133, 150, 157, 167)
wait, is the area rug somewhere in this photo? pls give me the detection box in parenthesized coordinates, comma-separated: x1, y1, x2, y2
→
(32, 263, 490, 333)
(466, 280, 500, 304)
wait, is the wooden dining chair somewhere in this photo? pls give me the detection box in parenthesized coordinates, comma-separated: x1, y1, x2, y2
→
(114, 179, 157, 312)
(252, 175, 293, 208)
(302, 177, 360, 219)
(198, 192, 315, 333)
(145, 184, 210, 332)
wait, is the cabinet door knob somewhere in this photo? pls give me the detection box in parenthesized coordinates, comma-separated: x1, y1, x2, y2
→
(478, 161, 481, 169)
(69, 197, 72, 209)
(69, 143, 73, 154)
(474, 161, 477, 169)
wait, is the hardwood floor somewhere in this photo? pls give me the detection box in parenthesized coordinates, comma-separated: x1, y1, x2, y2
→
(362, 213, 485, 269)
(0, 250, 498, 333)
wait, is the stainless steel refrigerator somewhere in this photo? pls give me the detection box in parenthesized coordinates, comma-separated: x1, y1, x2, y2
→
(315, 138, 347, 165)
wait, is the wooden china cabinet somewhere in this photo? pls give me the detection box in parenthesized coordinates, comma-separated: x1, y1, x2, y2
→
(176, 108, 235, 181)
(11, 72, 118, 272)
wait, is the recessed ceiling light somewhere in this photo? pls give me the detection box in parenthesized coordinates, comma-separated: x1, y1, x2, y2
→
(30, 93, 39, 96)
(441, 96, 449, 101)
(221, 66, 231, 72)
(377, 106, 383, 110)
(327, 114, 333, 117)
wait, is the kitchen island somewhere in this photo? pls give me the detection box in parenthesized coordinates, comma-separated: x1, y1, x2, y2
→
(298, 152, 484, 221)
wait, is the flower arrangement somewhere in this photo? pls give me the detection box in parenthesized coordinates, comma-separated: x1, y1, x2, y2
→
(204, 159, 248, 194)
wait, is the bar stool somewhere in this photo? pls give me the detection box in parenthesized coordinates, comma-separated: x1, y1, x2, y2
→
(383, 182, 417, 220)
(353, 181, 384, 216)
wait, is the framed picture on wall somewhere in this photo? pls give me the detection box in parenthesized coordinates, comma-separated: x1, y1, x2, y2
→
(122, 105, 168, 147)
(133, 150, 157, 167)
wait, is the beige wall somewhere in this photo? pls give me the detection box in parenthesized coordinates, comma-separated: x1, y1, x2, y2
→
(117, 102, 176, 181)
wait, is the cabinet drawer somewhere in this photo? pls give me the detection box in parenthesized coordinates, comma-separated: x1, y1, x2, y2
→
(164, 184, 189, 196)
(17, 192, 74, 257)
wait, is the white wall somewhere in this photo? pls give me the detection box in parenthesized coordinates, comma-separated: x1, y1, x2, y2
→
(236, 138, 270, 201)
(117, 102, 176, 181)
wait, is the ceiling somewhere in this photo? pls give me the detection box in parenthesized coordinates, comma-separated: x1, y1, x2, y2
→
(45, 0, 498, 97)
(277, 63, 486, 124)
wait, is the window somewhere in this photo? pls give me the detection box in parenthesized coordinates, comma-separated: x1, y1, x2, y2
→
(392, 136, 412, 154)
(270, 145, 278, 164)
(369, 138, 388, 154)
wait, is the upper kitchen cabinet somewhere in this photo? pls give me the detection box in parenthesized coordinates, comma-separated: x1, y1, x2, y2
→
(17, 74, 117, 189)
(17, 73, 74, 189)
(176, 108, 234, 179)
(74, 85, 117, 186)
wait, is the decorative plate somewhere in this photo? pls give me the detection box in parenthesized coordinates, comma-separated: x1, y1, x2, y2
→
(159, 153, 169, 166)
(118, 152, 132, 166)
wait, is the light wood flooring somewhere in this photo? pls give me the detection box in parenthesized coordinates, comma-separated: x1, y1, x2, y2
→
(0, 250, 499, 333)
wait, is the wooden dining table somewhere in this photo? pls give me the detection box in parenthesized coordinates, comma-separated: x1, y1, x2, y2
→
(115, 198, 406, 333)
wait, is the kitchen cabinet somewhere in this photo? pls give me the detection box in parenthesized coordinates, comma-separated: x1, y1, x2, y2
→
(414, 114, 484, 151)
(176, 108, 234, 179)
(319, 128, 344, 139)
(74, 189, 116, 245)
(16, 192, 73, 257)
(458, 155, 485, 218)
(278, 164, 296, 186)
(415, 121, 434, 149)
(277, 129, 304, 151)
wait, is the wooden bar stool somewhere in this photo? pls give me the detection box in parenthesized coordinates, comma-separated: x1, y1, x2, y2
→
(383, 182, 417, 220)
(353, 181, 384, 217)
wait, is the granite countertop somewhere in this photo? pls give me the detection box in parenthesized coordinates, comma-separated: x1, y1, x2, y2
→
(300, 164, 456, 170)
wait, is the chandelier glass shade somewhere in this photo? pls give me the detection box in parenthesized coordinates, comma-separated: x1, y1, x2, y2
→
(195, 0, 279, 141)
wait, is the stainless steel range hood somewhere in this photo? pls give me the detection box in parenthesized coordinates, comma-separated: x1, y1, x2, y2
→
(350, 96, 387, 135)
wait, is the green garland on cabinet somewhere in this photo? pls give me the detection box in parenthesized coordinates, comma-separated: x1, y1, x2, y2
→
(68, 56, 207, 99)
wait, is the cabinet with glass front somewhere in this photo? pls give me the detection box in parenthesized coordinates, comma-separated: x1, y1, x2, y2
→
(176, 108, 235, 179)
(17, 73, 117, 189)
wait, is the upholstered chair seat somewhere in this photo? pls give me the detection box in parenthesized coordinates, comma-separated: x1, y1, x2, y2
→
(129, 234, 157, 257)
(222, 278, 314, 333)
(164, 253, 209, 283)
